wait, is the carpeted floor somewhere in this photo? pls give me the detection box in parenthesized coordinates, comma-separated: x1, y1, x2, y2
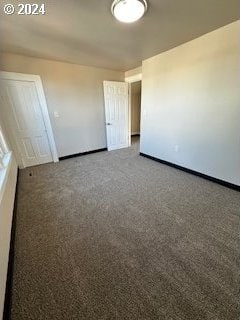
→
(11, 137, 240, 320)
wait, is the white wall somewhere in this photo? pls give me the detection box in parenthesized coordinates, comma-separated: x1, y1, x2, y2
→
(140, 20, 240, 186)
(0, 155, 17, 319)
(0, 53, 124, 157)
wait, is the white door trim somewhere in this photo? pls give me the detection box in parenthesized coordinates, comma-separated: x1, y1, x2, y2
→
(126, 77, 142, 146)
(128, 83, 132, 147)
(0, 71, 59, 164)
(125, 73, 142, 146)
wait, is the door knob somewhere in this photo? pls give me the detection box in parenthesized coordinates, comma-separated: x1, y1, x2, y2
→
(106, 123, 112, 125)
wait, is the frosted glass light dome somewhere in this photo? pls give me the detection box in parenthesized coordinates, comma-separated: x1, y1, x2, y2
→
(111, 0, 148, 23)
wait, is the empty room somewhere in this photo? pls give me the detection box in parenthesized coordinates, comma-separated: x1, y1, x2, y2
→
(0, 1, 239, 319)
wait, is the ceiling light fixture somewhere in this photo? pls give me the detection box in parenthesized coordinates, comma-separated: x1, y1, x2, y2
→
(111, 0, 148, 23)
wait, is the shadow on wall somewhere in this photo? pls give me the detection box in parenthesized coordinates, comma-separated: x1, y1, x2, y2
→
(131, 81, 141, 135)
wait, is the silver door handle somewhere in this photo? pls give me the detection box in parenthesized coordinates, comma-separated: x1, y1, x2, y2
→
(106, 123, 112, 125)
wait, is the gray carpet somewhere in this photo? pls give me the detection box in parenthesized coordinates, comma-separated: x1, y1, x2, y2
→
(11, 137, 240, 320)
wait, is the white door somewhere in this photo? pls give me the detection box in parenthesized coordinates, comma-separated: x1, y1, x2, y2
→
(0, 74, 57, 167)
(103, 81, 129, 151)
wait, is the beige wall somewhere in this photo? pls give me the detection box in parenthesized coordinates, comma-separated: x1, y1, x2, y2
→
(131, 81, 141, 134)
(0, 53, 124, 157)
(125, 66, 142, 79)
(140, 20, 240, 185)
(0, 156, 18, 319)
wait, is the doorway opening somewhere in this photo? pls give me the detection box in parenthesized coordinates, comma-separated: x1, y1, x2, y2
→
(129, 80, 142, 149)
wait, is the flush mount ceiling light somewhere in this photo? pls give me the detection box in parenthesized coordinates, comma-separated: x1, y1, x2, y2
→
(111, 0, 148, 23)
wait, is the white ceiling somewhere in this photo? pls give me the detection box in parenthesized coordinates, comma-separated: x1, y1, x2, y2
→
(0, 0, 239, 71)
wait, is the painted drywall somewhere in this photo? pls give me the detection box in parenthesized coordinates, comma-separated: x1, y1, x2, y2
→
(0, 53, 124, 157)
(131, 81, 141, 135)
(0, 155, 17, 319)
(125, 66, 142, 79)
(140, 20, 240, 186)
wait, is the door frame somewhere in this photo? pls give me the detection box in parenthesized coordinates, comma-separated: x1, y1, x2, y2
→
(0, 71, 59, 167)
(125, 72, 142, 146)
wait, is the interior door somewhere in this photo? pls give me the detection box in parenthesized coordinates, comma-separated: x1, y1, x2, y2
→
(103, 81, 129, 151)
(0, 79, 53, 167)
